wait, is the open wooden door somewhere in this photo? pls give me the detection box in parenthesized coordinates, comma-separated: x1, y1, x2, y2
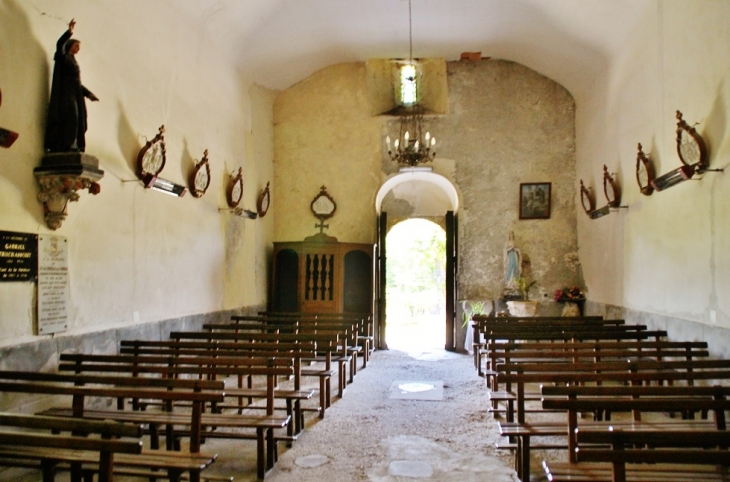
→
(376, 212, 387, 349)
(445, 210, 458, 351)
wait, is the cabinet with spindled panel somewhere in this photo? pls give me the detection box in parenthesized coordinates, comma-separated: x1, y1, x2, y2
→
(271, 240, 374, 314)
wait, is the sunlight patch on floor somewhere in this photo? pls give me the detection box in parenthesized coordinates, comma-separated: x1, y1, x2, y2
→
(388, 380, 443, 400)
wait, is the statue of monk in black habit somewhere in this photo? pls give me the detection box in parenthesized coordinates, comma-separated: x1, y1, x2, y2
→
(44, 19, 99, 153)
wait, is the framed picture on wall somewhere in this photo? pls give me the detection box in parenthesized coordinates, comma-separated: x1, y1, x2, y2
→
(519, 182, 551, 219)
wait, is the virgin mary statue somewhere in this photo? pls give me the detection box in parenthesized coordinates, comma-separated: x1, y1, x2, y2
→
(503, 231, 522, 292)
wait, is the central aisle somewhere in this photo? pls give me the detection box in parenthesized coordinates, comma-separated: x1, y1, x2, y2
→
(207, 348, 519, 481)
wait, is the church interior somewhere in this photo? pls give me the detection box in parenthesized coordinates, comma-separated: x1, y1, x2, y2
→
(0, 1, 729, 480)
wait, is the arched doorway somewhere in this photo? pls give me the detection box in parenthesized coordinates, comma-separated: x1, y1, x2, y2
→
(385, 219, 446, 351)
(374, 168, 460, 351)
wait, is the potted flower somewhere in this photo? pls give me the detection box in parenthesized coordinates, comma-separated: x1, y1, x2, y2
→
(507, 276, 540, 316)
(461, 301, 488, 328)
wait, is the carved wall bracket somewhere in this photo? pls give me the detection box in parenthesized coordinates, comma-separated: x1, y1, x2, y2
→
(34, 153, 104, 230)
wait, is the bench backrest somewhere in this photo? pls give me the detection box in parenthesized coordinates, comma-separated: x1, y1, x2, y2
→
(542, 384, 730, 464)
(255, 311, 373, 338)
(473, 315, 605, 322)
(59, 353, 292, 414)
(573, 429, 730, 482)
(168, 331, 342, 358)
(484, 329, 667, 343)
(489, 340, 708, 351)
(223, 315, 360, 346)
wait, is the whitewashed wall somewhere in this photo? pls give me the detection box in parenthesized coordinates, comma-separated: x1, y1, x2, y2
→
(577, 1, 730, 339)
(0, 0, 275, 347)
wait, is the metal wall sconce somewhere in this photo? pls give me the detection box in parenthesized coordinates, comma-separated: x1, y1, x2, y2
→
(142, 173, 187, 197)
(651, 111, 723, 192)
(34, 153, 104, 230)
(135, 125, 187, 197)
(651, 164, 695, 192)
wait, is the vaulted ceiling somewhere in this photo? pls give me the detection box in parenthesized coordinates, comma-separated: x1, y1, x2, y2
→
(172, 0, 652, 101)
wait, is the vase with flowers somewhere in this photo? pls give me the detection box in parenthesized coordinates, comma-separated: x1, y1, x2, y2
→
(507, 276, 540, 316)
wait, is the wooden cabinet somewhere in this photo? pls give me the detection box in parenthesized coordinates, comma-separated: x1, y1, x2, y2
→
(271, 240, 374, 314)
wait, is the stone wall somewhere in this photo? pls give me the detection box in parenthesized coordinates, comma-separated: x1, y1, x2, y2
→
(274, 58, 582, 347)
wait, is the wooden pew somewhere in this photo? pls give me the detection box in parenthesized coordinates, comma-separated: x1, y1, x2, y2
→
(471, 315, 612, 374)
(473, 317, 654, 378)
(0, 371, 221, 482)
(228, 314, 362, 377)
(500, 358, 730, 423)
(0, 412, 143, 482)
(119, 339, 318, 432)
(487, 340, 710, 420)
(480, 326, 667, 393)
(211, 315, 359, 390)
(258, 311, 374, 368)
(498, 368, 730, 481)
(541, 386, 730, 482)
(169, 331, 340, 413)
(56, 352, 293, 479)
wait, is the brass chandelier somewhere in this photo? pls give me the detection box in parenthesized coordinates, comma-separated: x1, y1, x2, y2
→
(385, 0, 436, 167)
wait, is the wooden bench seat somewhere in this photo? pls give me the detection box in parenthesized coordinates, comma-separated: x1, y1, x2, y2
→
(221, 315, 361, 385)
(489, 342, 710, 422)
(485, 340, 711, 422)
(0, 412, 144, 482)
(479, 328, 668, 379)
(498, 373, 730, 481)
(488, 341, 709, 420)
(169, 330, 340, 412)
(257, 311, 374, 368)
(543, 461, 730, 482)
(56, 352, 293, 479)
(471, 316, 620, 374)
(119, 339, 324, 429)
(0, 372, 222, 482)
(543, 429, 730, 482)
(0, 446, 218, 482)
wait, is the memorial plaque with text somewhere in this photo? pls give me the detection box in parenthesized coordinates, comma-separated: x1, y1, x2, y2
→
(0, 231, 37, 281)
(38, 235, 69, 335)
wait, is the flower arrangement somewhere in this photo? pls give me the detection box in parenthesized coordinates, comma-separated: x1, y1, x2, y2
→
(515, 276, 538, 301)
(554, 286, 586, 301)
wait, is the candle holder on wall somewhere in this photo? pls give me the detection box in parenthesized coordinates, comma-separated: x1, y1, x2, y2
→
(219, 167, 258, 219)
(136, 125, 187, 197)
(635, 143, 655, 195)
(651, 110, 723, 192)
(603, 165, 628, 212)
(580, 166, 627, 221)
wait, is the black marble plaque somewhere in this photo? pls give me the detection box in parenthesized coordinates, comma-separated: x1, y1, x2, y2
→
(0, 231, 37, 281)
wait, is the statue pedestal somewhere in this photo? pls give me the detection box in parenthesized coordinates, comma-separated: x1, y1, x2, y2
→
(506, 300, 540, 317)
(34, 152, 104, 230)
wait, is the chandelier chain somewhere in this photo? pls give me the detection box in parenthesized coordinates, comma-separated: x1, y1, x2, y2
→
(409, 0, 413, 63)
(384, 0, 437, 167)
